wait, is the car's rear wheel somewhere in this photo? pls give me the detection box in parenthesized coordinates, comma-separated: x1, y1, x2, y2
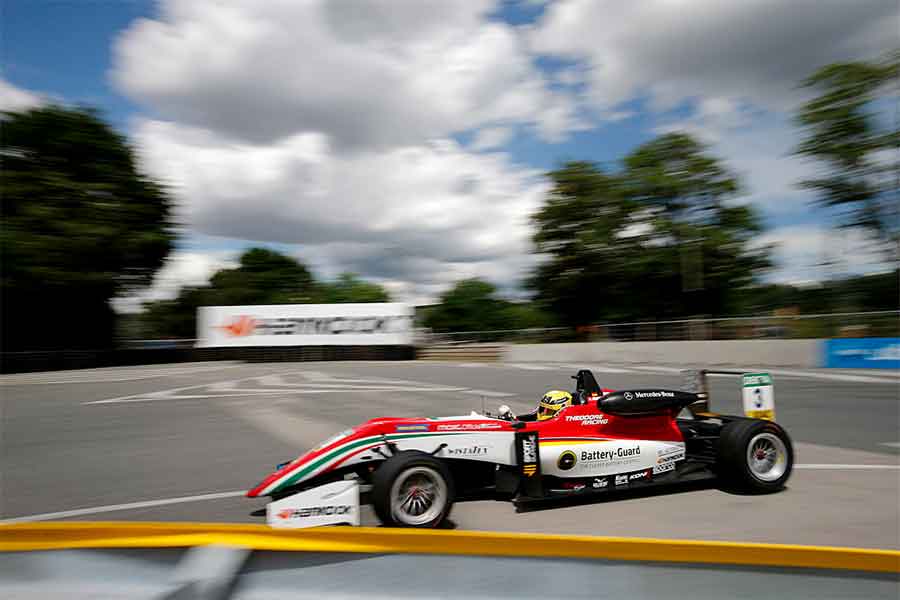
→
(372, 451, 454, 528)
(717, 419, 793, 493)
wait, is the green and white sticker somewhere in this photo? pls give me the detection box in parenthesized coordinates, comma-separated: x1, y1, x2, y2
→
(742, 372, 775, 421)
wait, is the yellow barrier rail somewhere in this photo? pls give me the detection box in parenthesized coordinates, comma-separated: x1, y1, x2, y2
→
(1, 522, 898, 574)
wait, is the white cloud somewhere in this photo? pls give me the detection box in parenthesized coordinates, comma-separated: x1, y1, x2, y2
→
(654, 109, 819, 214)
(0, 79, 44, 112)
(112, 0, 582, 150)
(532, 0, 897, 115)
(754, 225, 892, 284)
(133, 118, 549, 303)
(106, 0, 896, 306)
(471, 126, 514, 151)
(112, 250, 238, 313)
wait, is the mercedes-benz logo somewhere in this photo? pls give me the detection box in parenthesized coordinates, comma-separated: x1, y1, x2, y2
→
(624, 391, 634, 401)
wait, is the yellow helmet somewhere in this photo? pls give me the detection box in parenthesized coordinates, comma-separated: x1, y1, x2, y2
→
(537, 390, 573, 421)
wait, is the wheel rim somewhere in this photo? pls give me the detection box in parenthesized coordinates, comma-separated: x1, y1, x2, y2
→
(746, 432, 788, 482)
(389, 466, 447, 526)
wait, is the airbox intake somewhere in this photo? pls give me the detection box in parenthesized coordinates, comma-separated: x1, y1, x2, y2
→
(599, 389, 700, 416)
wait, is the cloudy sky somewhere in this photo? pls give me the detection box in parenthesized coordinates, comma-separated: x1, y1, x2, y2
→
(2, 0, 897, 309)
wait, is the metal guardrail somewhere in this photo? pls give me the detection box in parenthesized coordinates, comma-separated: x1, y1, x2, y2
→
(426, 311, 900, 344)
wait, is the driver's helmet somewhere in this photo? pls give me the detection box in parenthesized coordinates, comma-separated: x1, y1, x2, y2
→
(537, 390, 573, 421)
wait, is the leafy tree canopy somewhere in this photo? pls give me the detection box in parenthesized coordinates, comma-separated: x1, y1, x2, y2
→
(319, 272, 391, 303)
(139, 250, 391, 339)
(795, 51, 899, 246)
(1, 106, 173, 350)
(423, 278, 551, 333)
(530, 133, 771, 326)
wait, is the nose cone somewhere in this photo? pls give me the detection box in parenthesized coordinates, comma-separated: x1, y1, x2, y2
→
(247, 456, 305, 498)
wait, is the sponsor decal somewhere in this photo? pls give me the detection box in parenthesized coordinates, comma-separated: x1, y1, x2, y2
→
(656, 445, 685, 464)
(592, 477, 609, 489)
(218, 315, 256, 337)
(518, 432, 540, 479)
(580, 446, 640, 462)
(657, 445, 683, 458)
(557, 450, 577, 471)
(653, 461, 676, 475)
(742, 372, 775, 421)
(565, 414, 609, 425)
(521, 435, 537, 463)
(563, 481, 586, 491)
(218, 315, 412, 337)
(447, 446, 488, 456)
(742, 373, 773, 387)
(628, 469, 652, 482)
(277, 505, 352, 519)
(624, 392, 634, 401)
(615, 474, 628, 486)
(632, 391, 675, 399)
(657, 452, 685, 464)
(395, 424, 429, 432)
(436, 422, 503, 431)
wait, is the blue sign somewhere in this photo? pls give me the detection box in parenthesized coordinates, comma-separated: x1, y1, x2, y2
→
(823, 338, 900, 369)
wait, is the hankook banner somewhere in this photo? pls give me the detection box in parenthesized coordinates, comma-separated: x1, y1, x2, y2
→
(197, 303, 414, 347)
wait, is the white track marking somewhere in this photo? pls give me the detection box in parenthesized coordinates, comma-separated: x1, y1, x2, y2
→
(764, 369, 899, 384)
(85, 369, 505, 405)
(627, 366, 686, 373)
(256, 374, 289, 386)
(0, 490, 246, 523)
(879, 442, 900, 449)
(298, 371, 333, 381)
(84, 369, 300, 404)
(463, 389, 516, 398)
(505, 363, 559, 371)
(88, 386, 473, 404)
(5, 463, 898, 523)
(795, 464, 900, 470)
(699, 368, 898, 384)
(0, 363, 243, 386)
(555, 364, 633, 373)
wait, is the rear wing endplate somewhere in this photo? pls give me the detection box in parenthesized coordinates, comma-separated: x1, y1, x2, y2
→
(681, 370, 776, 421)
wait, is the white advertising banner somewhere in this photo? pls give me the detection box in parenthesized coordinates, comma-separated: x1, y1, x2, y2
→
(197, 303, 414, 347)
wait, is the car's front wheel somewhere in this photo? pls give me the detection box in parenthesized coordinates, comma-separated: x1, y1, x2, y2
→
(372, 451, 455, 528)
(717, 419, 793, 493)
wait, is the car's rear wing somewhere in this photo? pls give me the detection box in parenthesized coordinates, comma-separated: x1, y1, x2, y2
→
(681, 369, 776, 421)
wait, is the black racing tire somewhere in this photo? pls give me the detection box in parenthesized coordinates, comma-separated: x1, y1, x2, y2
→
(372, 451, 455, 528)
(717, 419, 793, 493)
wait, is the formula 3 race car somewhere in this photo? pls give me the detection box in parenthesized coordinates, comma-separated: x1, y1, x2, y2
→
(247, 369, 792, 529)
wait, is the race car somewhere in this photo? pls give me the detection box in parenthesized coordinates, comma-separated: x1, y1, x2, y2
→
(247, 369, 793, 529)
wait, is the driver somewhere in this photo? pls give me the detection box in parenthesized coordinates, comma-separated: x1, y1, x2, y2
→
(537, 390, 573, 421)
(500, 390, 573, 422)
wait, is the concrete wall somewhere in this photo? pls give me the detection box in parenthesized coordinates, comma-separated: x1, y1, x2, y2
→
(504, 340, 820, 368)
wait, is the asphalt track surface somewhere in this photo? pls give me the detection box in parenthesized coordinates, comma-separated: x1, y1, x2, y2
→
(2, 361, 898, 549)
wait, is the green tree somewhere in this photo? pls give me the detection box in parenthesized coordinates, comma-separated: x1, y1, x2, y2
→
(1, 106, 173, 351)
(529, 162, 633, 326)
(795, 52, 899, 251)
(206, 247, 315, 305)
(318, 272, 390, 303)
(138, 288, 207, 340)
(424, 279, 511, 333)
(530, 134, 771, 326)
(139, 250, 392, 339)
